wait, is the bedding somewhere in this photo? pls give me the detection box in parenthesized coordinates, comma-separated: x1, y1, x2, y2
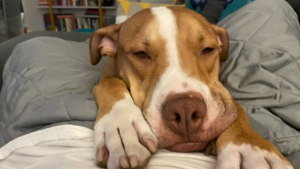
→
(0, 0, 300, 168)
(218, 0, 300, 166)
(0, 125, 217, 169)
(0, 31, 91, 89)
(286, 0, 300, 23)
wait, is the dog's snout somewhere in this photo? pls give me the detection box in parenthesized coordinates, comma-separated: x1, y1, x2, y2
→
(162, 92, 207, 135)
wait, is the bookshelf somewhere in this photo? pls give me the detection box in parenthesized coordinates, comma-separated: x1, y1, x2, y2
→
(45, 0, 116, 31)
(22, 0, 116, 32)
(37, 5, 116, 9)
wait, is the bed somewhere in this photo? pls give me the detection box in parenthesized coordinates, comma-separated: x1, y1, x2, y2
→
(0, 0, 299, 168)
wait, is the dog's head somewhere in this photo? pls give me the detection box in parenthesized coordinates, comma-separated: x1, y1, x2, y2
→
(90, 7, 237, 152)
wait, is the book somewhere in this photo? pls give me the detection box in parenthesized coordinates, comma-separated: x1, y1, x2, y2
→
(43, 13, 62, 31)
(39, 0, 55, 6)
(90, 0, 97, 6)
(85, 9, 99, 14)
(57, 14, 73, 31)
(88, 18, 91, 28)
(82, 18, 88, 29)
(75, 0, 81, 6)
(95, 19, 100, 28)
(65, 18, 71, 31)
(59, 18, 66, 31)
(72, 18, 77, 29)
(57, 0, 63, 5)
(77, 18, 82, 29)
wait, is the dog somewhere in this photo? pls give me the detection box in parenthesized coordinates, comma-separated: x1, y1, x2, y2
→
(89, 7, 294, 169)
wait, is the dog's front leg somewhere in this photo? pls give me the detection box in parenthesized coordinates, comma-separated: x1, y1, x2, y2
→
(93, 76, 158, 169)
(215, 101, 293, 169)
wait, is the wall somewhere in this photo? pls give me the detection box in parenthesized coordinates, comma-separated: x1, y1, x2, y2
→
(22, 0, 48, 31)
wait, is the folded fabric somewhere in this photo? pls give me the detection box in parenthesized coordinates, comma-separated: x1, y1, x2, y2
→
(0, 125, 217, 169)
(185, 0, 256, 22)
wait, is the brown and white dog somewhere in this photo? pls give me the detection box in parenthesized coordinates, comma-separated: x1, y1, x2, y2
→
(89, 7, 293, 169)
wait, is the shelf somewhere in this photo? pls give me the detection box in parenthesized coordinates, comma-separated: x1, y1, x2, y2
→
(78, 15, 100, 18)
(37, 5, 116, 9)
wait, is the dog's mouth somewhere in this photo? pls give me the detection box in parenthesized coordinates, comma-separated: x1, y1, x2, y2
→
(166, 142, 208, 152)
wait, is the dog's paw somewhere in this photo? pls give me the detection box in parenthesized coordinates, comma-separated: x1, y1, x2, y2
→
(94, 94, 158, 169)
(216, 143, 293, 169)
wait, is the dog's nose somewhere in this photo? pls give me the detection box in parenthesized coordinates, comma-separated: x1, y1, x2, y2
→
(162, 93, 206, 135)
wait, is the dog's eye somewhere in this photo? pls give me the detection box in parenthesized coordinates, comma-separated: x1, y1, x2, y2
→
(201, 47, 214, 55)
(135, 51, 151, 60)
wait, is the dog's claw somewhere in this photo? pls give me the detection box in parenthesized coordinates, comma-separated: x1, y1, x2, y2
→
(129, 155, 138, 168)
(119, 156, 130, 168)
(144, 138, 158, 153)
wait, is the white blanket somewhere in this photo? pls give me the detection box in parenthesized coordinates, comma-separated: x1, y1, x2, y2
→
(0, 125, 216, 169)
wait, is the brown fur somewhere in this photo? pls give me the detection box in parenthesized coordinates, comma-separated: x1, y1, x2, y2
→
(93, 75, 128, 122)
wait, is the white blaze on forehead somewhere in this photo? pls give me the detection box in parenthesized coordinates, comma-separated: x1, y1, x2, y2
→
(146, 7, 219, 133)
(151, 7, 180, 69)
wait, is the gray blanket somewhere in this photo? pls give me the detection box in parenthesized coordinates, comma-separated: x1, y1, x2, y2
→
(218, 0, 300, 166)
(0, 0, 299, 168)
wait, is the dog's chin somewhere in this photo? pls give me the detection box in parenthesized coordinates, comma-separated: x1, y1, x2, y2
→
(166, 142, 208, 152)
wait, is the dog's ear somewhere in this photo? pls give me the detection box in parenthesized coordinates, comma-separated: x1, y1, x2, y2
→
(211, 25, 229, 62)
(89, 24, 122, 65)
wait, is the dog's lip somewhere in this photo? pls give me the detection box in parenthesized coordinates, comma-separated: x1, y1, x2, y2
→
(166, 142, 208, 152)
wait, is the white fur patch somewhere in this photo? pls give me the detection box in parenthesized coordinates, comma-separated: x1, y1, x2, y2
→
(94, 93, 157, 169)
(147, 7, 220, 135)
(217, 143, 294, 169)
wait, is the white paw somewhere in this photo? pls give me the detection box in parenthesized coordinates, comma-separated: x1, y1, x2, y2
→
(94, 94, 158, 169)
(217, 143, 293, 169)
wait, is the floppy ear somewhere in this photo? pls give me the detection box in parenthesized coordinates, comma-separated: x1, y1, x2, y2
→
(211, 25, 229, 62)
(89, 24, 122, 65)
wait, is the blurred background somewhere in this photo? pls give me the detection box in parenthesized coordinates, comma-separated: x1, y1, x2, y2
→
(0, 0, 23, 43)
